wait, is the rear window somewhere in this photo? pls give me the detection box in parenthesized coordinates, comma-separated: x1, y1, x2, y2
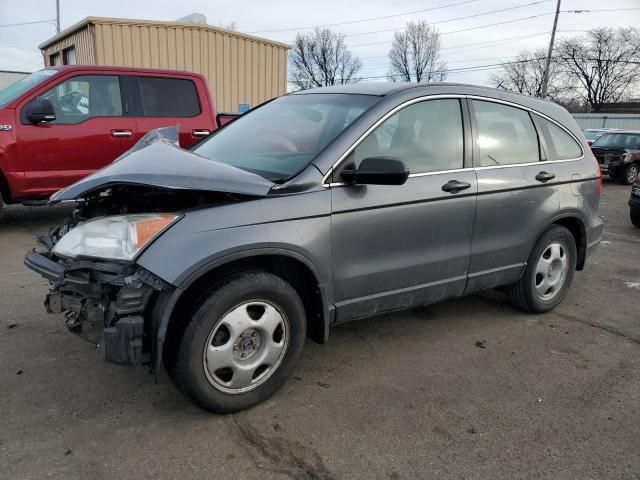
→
(537, 117, 583, 160)
(138, 77, 200, 117)
(472, 100, 540, 166)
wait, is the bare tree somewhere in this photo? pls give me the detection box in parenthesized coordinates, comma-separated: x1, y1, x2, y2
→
(289, 28, 362, 90)
(490, 49, 563, 99)
(388, 20, 447, 82)
(555, 28, 640, 112)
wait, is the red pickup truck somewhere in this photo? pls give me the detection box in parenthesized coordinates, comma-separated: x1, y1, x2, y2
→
(0, 65, 236, 219)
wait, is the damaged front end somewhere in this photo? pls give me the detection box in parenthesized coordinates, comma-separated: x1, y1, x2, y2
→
(24, 127, 274, 368)
(25, 242, 168, 365)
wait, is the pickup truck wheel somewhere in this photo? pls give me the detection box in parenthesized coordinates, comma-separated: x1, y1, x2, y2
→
(507, 225, 576, 313)
(166, 271, 306, 413)
(620, 164, 639, 185)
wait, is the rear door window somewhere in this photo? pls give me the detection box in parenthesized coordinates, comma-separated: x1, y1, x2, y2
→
(137, 77, 200, 117)
(472, 100, 540, 166)
(535, 117, 583, 160)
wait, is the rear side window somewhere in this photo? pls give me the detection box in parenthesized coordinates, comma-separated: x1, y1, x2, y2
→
(472, 100, 540, 166)
(351, 99, 464, 174)
(137, 77, 200, 117)
(536, 117, 583, 160)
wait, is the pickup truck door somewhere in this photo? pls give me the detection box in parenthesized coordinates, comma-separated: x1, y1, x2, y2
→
(16, 74, 137, 196)
(126, 75, 216, 148)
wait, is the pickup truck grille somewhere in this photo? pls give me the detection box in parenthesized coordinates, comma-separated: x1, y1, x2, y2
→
(594, 153, 623, 165)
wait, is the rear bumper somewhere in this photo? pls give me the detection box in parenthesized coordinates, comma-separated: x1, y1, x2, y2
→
(586, 213, 604, 261)
(24, 250, 169, 366)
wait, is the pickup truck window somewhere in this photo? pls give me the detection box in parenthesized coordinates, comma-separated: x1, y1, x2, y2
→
(34, 75, 122, 124)
(0, 69, 57, 108)
(138, 77, 200, 117)
(193, 93, 379, 181)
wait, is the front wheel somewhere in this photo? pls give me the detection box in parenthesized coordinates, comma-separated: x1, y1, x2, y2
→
(507, 225, 577, 313)
(165, 271, 306, 413)
(620, 163, 640, 185)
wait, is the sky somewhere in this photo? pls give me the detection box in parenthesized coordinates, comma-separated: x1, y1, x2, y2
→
(1, 0, 640, 87)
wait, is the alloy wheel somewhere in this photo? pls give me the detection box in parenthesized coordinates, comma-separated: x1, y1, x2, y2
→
(627, 165, 639, 184)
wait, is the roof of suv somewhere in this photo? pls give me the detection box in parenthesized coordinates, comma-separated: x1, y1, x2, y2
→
(292, 82, 563, 113)
(292, 81, 551, 100)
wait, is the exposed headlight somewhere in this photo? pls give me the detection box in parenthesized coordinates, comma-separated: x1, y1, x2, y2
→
(52, 214, 180, 261)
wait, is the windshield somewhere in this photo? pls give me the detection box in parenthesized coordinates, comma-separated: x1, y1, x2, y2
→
(592, 132, 640, 149)
(583, 130, 603, 141)
(0, 70, 58, 108)
(193, 93, 379, 181)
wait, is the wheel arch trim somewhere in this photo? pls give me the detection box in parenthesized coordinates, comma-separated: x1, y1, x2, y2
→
(152, 247, 333, 371)
(529, 212, 588, 272)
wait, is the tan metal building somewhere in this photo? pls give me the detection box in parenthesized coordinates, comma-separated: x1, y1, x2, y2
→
(38, 17, 290, 111)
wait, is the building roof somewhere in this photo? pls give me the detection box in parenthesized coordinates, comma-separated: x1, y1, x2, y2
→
(39, 16, 291, 50)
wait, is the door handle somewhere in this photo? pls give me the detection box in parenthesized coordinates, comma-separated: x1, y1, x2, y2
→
(192, 129, 211, 137)
(535, 171, 556, 183)
(111, 129, 132, 138)
(441, 180, 471, 193)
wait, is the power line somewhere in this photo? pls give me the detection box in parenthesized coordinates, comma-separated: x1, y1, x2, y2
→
(247, 0, 479, 34)
(0, 19, 55, 28)
(348, 13, 556, 47)
(360, 54, 521, 70)
(343, 0, 551, 38)
(347, 8, 640, 48)
(357, 31, 553, 62)
(355, 56, 640, 82)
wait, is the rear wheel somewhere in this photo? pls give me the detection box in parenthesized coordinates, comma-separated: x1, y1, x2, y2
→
(620, 163, 639, 185)
(165, 271, 306, 413)
(507, 225, 576, 313)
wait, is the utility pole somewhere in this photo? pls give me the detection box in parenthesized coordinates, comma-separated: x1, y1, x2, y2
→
(55, 0, 61, 33)
(541, 0, 561, 98)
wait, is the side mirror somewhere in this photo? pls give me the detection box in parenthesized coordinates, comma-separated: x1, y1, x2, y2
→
(25, 98, 56, 124)
(341, 156, 409, 185)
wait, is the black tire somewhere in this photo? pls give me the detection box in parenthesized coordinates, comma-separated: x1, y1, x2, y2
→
(620, 163, 640, 185)
(165, 271, 306, 413)
(507, 225, 577, 313)
(0, 191, 7, 224)
(631, 209, 640, 229)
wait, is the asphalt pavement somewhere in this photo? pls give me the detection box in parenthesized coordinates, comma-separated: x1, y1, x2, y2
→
(1, 182, 639, 480)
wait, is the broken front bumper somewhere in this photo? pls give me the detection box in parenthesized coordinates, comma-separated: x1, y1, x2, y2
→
(24, 250, 170, 366)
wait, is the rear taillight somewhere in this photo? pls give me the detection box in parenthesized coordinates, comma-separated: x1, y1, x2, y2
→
(595, 155, 603, 193)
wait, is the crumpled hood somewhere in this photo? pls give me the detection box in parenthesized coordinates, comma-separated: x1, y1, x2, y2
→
(50, 127, 274, 202)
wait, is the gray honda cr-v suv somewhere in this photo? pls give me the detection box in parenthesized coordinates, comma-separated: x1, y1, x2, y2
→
(25, 83, 603, 412)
